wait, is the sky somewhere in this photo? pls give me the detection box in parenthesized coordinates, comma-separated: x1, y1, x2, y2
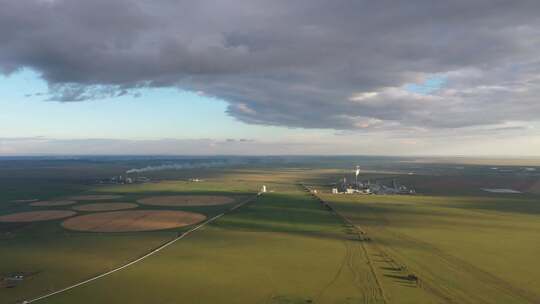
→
(1, 0, 540, 156)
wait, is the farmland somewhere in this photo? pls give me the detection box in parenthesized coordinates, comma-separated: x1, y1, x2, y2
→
(1, 156, 540, 303)
(318, 193, 540, 303)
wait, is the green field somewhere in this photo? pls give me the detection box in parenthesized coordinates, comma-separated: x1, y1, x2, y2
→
(319, 193, 540, 304)
(1, 157, 540, 303)
(0, 186, 250, 303)
(39, 190, 386, 303)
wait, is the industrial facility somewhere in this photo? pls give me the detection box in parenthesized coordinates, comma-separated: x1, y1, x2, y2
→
(98, 175, 150, 185)
(331, 166, 416, 195)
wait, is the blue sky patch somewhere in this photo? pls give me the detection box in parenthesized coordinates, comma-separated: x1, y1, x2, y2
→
(405, 76, 447, 94)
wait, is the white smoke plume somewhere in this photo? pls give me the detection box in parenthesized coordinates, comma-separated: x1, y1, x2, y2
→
(125, 160, 244, 174)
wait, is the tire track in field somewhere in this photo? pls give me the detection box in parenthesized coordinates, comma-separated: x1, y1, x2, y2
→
(348, 240, 378, 304)
(352, 207, 461, 303)
(359, 207, 471, 304)
(304, 186, 458, 304)
(22, 194, 261, 304)
(315, 239, 352, 301)
(355, 234, 384, 304)
(364, 202, 539, 304)
(366, 207, 490, 304)
(383, 227, 539, 303)
(314, 220, 378, 304)
(300, 184, 386, 304)
(369, 236, 460, 304)
(346, 236, 375, 303)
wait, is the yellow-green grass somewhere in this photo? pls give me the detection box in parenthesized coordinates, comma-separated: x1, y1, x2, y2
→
(4, 165, 539, 304)
(1, 180, 255, 303)
(320, 193, 540, 304)
(36, 190, 424, 304)
(94, 179, 257, 194)
(91, 168, 339, 195)
(0, 231, 173, 303)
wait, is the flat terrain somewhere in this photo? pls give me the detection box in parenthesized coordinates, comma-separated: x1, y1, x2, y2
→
(30, 201, 76, 207)
(319, 192, 540, 303)
(0, 160, 259, 303)
(41, 190, 394, 304)
(0, 210, 76, 222)
(62, 210, 207, 232)
(72, 203, 138, 212)
(68, 195, 123, 201)
(1, 156, 540, 303)
(138, 195, 235, 206)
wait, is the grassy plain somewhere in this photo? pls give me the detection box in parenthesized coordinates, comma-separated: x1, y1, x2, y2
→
(42, 190, 390, 304)
(1, 157, 540, 303)
(320, 190, 540, 303)
(0, 166, 257, 303)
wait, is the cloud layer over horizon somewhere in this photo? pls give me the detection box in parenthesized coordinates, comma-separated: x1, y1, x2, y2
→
(2, 0, 540, 132)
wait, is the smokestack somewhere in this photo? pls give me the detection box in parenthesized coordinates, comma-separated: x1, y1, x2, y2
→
(355, 166, 360, 188)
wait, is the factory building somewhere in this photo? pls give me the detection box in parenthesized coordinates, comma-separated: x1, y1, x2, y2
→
(331, 166, 416, 195)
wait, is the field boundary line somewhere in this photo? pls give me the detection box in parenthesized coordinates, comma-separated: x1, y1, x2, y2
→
(23, 193, 261, 304)
(300, 183, 388, 304)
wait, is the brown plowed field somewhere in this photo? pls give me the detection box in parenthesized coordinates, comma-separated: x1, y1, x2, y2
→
(61, 210, 207, 232)
(72, 203, 138, 212)
(30, 200, 76, 207)
(0, 210, 77, 222)
(69, 195, 123, 201)
(138, 195, 234, 206)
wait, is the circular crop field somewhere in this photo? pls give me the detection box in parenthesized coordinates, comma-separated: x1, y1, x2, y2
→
(138, 195, 235, 207)
(30, 200, 76, 207)
(69, 195, 123, 201)
(0, 210, 77, 222)
(62, 210, 207, 232)
(73, 203, 138, 212)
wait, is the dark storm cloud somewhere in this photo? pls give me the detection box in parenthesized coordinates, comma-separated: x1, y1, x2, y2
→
(2, 0, 540, 130)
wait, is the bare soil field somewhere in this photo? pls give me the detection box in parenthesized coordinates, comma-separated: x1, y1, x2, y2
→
(30, 200, 76, 207)
(72, 203, 138, 212)
(61, 210, 207, 232)
(68, 195, 123, 201)
(138, 195, 235, 206)
(0, 210, 77, 222)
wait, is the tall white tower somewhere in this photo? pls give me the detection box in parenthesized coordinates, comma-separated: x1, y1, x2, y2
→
(355, 166, 360, 188)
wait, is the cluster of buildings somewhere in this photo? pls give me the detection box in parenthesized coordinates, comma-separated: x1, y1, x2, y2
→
(2, 272, 32, 289)
(98, 175, 150, 185)
(331, 167, 416, 195)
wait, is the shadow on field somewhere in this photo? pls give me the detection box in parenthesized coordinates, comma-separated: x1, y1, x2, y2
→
(327, 196, 540, 232)
(447, 197, 540, 215)
(0, 222, 32, 234)
(211, 193, 351, 241)
(383, 274, 418, 287)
